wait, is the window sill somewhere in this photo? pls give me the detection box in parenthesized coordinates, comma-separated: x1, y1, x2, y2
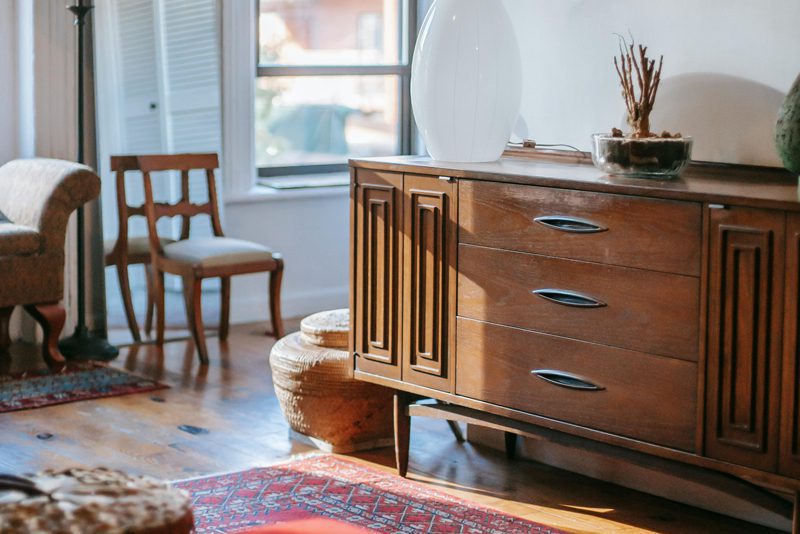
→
(224, 173, 350, 205)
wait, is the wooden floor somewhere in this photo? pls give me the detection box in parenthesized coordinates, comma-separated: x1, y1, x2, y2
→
(0, 321, 779, 533)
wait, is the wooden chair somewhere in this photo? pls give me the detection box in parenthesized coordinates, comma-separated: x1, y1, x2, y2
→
(138, 153, 285, 364)
(105, 156, 176, 342)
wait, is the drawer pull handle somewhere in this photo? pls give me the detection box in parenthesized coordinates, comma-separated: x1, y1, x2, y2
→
(534, 216, 607, 234)
(532, 369, 605, 391)
(532, 289, 607, 308)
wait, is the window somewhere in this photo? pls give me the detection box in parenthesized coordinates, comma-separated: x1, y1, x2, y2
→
(255, 0, 429, 177)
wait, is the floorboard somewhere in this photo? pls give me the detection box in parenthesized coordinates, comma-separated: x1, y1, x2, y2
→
(0, 321, 779, 533)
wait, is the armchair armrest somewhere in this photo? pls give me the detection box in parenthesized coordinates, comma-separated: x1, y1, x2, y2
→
(0, 159, 100, 251)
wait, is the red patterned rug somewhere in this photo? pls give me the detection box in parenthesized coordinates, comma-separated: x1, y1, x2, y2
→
(175, 455, 566, 533)
(0, 362, 167, 413)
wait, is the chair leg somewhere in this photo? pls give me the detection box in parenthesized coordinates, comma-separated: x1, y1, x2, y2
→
(269, 260, 284, 339)
(144, 264, 155, 338)
(154, 270, 166, 346)
(23, 303, 66, 367)
(219, 276, 230, 342)
(182, 276, 209, 365)
(116, 261, 141, 343)
(0, 306, 13, 355)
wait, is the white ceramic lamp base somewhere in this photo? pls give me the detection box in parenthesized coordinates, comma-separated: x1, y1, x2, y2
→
(411, 0, 522, 163)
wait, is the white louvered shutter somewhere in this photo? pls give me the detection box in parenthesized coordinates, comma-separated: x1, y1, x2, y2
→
(112, 0, 222, 239)
(161, 0, 222, 238)
(116, 0, 164, 239)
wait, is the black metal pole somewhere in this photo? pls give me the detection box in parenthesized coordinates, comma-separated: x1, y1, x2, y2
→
(59, 0, 118, 361)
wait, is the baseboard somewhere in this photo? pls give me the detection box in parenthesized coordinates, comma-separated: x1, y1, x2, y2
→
(229, 286, 349, 324)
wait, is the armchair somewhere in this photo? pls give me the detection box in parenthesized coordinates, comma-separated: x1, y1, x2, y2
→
(0, 158, 101, 366)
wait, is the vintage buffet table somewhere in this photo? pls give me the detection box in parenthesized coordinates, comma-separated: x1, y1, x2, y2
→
(348, 150, 800, 530)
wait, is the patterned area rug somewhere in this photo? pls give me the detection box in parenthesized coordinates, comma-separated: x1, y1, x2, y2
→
(0, 362, 167, 413)
(176, 455, 565, 533)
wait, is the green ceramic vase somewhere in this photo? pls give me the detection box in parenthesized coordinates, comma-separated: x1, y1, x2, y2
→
(776, 73, 800, 175)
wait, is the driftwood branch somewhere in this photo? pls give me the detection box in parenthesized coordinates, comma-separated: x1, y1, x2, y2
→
(613, 36, 663, 138)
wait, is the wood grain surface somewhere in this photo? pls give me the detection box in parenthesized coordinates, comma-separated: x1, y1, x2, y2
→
(457, 244, 700, 360)
(455, 318, 697, 451)
(459, 180, 703, 276)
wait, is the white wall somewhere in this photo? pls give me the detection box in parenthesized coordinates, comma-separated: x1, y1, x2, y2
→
(503, 0, 800, 166)
(224, 188, 350, 324)
(0, 1, 19, 164)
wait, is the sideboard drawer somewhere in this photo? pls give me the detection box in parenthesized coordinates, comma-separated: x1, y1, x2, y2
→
(458, 244, 699, 361)
(456, 318, 697, 451)
(459, 180, 702, 276)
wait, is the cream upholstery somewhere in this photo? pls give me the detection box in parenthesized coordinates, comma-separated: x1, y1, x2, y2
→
(0, 223, 42, 256)
(104, 236, 176, 258)
(162, 237, 273, 268)
(0, 158, 100, 308)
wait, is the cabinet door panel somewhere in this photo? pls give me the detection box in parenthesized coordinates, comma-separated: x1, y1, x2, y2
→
(353, 170, 403, 380)
(705, 206, 784, 471)
(780, 213, 800, 477)
(402, 175, 456, 391)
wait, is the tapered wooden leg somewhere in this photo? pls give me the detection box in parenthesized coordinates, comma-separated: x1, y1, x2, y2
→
(268, 260, 284, 339)
(219, 276, 230, 342)
(116, 261, 141, 343)
(182, 276, 208, 365)
(144, 264, 155, 337)
(0, 306, 13, 355)
(23, 303, 66, 367)
(793, 490, 800, 534)
(505, 431, 518, 460)
(447, 420, 466, 443)
(154, 270, 166, 346)
(394, 391, 412, 477)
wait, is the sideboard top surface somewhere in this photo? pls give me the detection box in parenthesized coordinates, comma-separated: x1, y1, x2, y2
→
(350, 152, 800, 211)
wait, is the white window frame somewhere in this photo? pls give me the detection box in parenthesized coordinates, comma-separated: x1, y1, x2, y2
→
(221, 0, 429, 198)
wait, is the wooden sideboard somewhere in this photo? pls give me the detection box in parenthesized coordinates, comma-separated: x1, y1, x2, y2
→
(348, 151, 800, 528)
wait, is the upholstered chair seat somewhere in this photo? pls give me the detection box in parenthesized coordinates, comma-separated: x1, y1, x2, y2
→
(162, 237, 273, 268)
(0, 158, 101, 366)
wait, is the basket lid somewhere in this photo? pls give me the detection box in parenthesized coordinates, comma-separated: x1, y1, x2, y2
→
(300, 309, 349, 348)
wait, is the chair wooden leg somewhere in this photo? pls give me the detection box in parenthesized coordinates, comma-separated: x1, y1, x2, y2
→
(0, 306, 13, 355)
(116, 261, 141, 343)
(219, 276, 230, 342)
(154, 270, 166, 346)
(144, 264, 155, 337)
(182, 276, 209, 365)
(269, 261, 284, 339)
(23, 303, 66, 367)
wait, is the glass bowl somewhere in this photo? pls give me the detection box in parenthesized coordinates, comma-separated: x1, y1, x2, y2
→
(591, 134, 693, 179)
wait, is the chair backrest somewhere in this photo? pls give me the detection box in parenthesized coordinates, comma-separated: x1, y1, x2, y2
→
(108, 155, 146, 257)
(136, 153, 224, 257)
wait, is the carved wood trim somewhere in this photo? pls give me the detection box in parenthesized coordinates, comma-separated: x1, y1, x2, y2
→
(402, 175, 455, 392)
(705, 208, 784, 472)
(781, 214, 800, 477)
(353, 171, 403, 380)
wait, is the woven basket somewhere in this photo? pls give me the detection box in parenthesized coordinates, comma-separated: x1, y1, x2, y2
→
(300, 308, 349, 348)
(270, 324, 393, 452)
